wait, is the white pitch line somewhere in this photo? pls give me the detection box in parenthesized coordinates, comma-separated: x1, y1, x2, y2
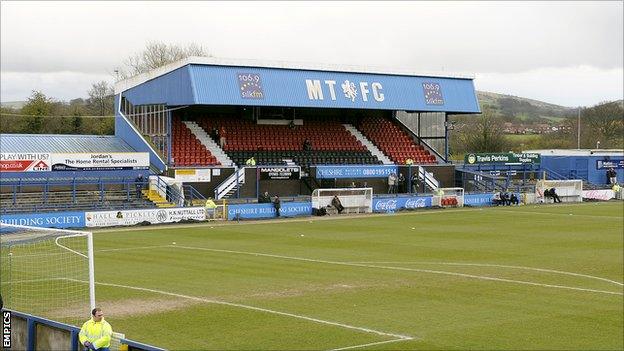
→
(330, 337, 412, 351)
(171, 245, 623, 296)
(344, 261, 623, 286)
(97, 245, 171, 252)
(494, 209, 623, 219)
(89, 280, 414, 342)
(95, 246, 619, 286)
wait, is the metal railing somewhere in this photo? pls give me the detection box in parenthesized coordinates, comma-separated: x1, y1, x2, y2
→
(215, 167, 246, 199)
(0, 177, 153, 213)
(149, 175, 206, 206)
(418, 165, 439, 191)
(5, 309, 165, 351)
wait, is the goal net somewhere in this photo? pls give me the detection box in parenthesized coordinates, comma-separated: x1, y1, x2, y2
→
(311, 187, 373, 213)
(432, 187, 465, 207)
(0, 224, 95, 324)
(536, 179, 583, 203)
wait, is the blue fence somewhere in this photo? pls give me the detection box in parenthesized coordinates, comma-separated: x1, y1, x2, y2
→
(4, 309, 164, 351)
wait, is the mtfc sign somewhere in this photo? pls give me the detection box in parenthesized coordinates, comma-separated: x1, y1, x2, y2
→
(305, 79, 385, 103)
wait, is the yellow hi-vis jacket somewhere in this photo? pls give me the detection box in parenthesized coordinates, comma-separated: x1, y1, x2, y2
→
(205, 199, 217, 209)
(79, 318, 113, 349)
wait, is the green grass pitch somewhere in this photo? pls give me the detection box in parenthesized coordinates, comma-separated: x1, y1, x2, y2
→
(90, 202, 622, 350)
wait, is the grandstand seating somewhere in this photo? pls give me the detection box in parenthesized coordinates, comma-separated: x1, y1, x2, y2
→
(172, 118, 220, 166)
(357, 117, 437, 164)
(193, 116, 381, 166)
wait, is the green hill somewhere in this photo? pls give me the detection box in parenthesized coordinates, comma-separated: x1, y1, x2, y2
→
(476, 91, 576, 123)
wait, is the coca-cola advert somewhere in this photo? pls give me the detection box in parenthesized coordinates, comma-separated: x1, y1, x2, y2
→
(372, 196, 432, 213)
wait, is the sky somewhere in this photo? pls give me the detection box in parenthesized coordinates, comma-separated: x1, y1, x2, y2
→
(1, 1, 622, 107)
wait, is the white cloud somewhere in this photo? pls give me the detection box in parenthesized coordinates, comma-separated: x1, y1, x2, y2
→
(1, 1, 622, 106)
(476, 66, 623, 107)
(0, 72, 113, 102)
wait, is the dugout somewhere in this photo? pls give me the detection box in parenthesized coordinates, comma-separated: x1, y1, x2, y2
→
(114, 57, 481, 198)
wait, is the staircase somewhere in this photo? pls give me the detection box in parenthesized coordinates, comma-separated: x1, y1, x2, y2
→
(184, 121, 234, 166)
(143, 189, 176, 208)
(214, 167, 246, 200)
(343, 124, 392, 164)
(418, 166, 440, 192)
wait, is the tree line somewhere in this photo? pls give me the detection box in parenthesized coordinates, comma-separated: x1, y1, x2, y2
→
(0, 85, 115, 135)
(448, 100, 624, 159)
(0, 42, 208, 135)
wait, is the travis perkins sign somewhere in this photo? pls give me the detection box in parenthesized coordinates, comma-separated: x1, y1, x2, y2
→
(259, 166, 301, 180)
(465, 152, 540, 165)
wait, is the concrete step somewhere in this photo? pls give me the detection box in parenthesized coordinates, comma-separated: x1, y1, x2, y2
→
(184, 121, 234, 166)
(343, 124, 393, 164)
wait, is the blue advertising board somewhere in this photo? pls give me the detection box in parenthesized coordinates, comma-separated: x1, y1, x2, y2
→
(372, 196, 432, 213)
(464, 193, 495, 207)
(463, 192, 521, 207)
(227, 201, 312, 220)
(0, 211, 86, 228)
(316, 165, 398, 179)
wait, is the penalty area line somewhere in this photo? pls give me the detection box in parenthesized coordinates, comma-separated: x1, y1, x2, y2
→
(330, 337, 413, 351)
(85, 280, 415, 345)
(171, 245, 623, 296)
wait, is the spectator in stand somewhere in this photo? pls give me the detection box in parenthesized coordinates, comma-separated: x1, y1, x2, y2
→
(331, 195, 345, 214)
(258, 191, 270, 203)
(492, 192, 502, 206)
(502, 191, 510, 206)
(303, 139, 312, 152)
(387, 172, 397, 194)
(245, 156, 256, 166)
(398, 173, 406, 193)
(135, 174, 144, 198)
(411, 172, 419, 194)
(607, 167, 617, 185)
(405, 158, 414, 166)
(273, 195, 281, 217)
(211, 127, 219, 143)
(289, 120, 296, 130)
(510, 193, 520, 205)
(219, 126, 226, 148)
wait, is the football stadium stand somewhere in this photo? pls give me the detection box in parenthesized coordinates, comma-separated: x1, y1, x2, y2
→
(191, 115, 381, 166)
(0, 134, 156, 213)
(172, 118, 220, 166)
(358, 116, 437, 164)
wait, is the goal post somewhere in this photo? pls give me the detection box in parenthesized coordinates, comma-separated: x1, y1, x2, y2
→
(311, 187, 373, 213)
(0, 223, 95, 323)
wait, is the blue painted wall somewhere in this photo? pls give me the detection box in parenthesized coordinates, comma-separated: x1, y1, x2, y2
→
(114, 95, 167, 172)
(121, 64, 480, 113)
(541, 155, 624, 185)
(123, 66, 195, 106)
